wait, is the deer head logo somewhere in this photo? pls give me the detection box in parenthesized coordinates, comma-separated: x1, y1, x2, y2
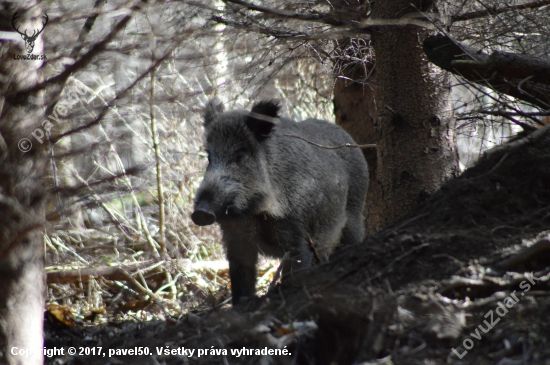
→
(12, 12, 48, 54)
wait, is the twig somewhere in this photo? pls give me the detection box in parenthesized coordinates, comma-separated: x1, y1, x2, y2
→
(484, 118, 550, 158)
(54, 167, 142, 195)
(307, 236, 322, 264)
(476, 110, 544, 127)
(389, 213, 429, 232)
(223, 0, 351, 26)
(366, 243, 430, 284)
(452, 0, 550, 22)
(470, 152, 509, 180)
(121, 269, 170, 317)
(150, 61, 166, 255)
(211, 15, 308, 39)
(476, 111, 550, 117)
(50, 26, 196, 143)
(34, 6, 135, 94)
(269, 252, 289, 292)
(68, 168, 137, 241)
(283, 134, 377, 149)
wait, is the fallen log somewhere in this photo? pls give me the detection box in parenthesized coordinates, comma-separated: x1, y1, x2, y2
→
(423, 34, 550, 110)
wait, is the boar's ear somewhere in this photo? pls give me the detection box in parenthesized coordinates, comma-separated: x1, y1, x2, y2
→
(251, 100, 280, 118)
(204, 98, 224, 128)
(246, 100, 280, 140)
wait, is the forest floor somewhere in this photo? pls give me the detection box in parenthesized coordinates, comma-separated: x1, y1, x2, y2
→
(44, 125, 550, 365)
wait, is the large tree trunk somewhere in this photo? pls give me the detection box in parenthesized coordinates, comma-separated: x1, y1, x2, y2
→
(0, 3, 47, 365)
(334, 1, 459, 235)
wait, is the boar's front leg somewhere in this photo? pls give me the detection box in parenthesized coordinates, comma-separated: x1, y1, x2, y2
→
(226, 239, 259, 305)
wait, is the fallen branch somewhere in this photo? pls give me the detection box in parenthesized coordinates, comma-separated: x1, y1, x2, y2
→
(497, 234, 550, 269)
(423, 34, 550, 109)
(46, 260, 162, 284)
(47, 259, 230, 284)
(438, 270, 550, 299)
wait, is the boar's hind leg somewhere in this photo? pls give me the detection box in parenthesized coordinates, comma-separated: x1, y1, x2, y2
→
(279, 226, 313, 278)
(281, 248, 313, 278)
(339, 213, 365, 246)
(226, 241, 258, 305)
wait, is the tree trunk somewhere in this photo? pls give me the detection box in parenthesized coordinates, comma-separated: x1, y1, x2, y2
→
(333, 39, 381, 233)
(334, 1, 459, 235)
(0, 3, 47, 365)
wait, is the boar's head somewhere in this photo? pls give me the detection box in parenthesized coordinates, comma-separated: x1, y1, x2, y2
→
(191, 99, 281, 226)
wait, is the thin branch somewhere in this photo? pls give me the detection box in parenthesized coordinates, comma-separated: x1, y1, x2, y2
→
(120, 269, 170, 317)
(69, 0, 105, 60)
(283, 134, 377, 149)
(219, 0, 435, 43)
(222, 0, 351, 26)
(50, 28, 196, 143)
(54, 166, 142, 195)
(366, 243, 430, 284)
(150, 63, 166, 255)
(211, 15, 308, 38)
(484, 118, 550, 158)
(269, 252, 289, 292)
(476, 111, 550, 117)
(33, 7, 135, 94)
(452, 0, 550, 23)
(66, 167, 138, 241)
(477, 110, 542, 128)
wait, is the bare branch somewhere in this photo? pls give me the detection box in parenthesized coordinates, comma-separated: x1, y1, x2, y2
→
(50, 28, 196, 143)
(424, 34, 550, 109)
(222, 0, 351, 26)
(477, 110, 543, 128)
(219, 0, 434, 38)
(211, 15, 308, 38)
(283, 134, 377, 150)
(34, 8, 134, 94)
(452, 0, 550, 23)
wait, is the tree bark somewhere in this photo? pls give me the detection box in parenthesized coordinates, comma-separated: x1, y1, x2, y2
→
(332, 40, 381, 233)
(0, 3, 47, 365)
(334, 1, 459, 234)
(423, 35, 550, 109)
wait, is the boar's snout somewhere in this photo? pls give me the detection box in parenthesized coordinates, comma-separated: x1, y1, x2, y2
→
(191, 200, 216, 226)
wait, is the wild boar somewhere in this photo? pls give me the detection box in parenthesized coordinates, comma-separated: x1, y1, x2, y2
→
(191, 99, 368, 304)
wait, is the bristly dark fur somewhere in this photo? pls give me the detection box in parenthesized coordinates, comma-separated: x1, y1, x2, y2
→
(251, 100, 280, 118)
